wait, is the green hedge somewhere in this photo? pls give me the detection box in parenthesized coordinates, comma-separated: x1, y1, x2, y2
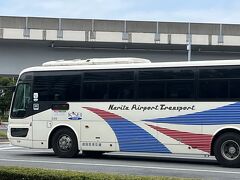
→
(0, 166, 191, 180)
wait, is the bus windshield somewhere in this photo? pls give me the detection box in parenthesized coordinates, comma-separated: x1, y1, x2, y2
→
(11, 83, 31, 118)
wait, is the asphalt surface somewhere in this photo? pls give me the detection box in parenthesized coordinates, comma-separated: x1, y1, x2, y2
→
(0, 142, 240, 180)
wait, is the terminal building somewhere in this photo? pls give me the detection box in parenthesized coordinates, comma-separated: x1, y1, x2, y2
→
(1, 16, 240, 75)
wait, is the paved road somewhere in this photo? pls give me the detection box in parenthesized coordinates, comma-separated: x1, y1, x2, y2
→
(0, 143, 239, 180)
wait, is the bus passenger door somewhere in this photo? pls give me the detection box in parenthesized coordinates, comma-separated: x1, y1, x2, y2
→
(8, 83, 33, 148)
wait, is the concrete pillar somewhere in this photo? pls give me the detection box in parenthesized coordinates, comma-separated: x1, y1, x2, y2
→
(168, 34, 171, 44)
(218, 24, 224, 44)
(42, 30, 46, 40)
(23, 17, 30, 38)
(85, 31, 89, 41)
(90, 19, 96, 40)
(208, 35, 212, 45)
(0, 29, 3, 39)
(90, 31, 96, 40)
(57, 18, 63, 39)
(154, 22, 160, 43)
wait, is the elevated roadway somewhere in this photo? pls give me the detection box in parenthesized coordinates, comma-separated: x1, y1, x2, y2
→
(1, 16, 240, 75)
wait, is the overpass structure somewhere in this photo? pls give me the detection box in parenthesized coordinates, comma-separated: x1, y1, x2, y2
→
(1, 16, 240, 75)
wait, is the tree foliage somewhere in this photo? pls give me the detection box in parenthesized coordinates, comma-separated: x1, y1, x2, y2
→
(0, 76, 16, 116)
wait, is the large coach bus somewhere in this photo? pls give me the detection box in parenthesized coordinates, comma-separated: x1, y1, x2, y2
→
(7, 58, 240, 167)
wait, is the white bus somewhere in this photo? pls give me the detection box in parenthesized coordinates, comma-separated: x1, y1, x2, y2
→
(7, 58, 240, 167)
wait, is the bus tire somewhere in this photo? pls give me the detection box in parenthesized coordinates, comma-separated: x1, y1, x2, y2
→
(52, 128, 79, 158)
(214, 132, 240, 167)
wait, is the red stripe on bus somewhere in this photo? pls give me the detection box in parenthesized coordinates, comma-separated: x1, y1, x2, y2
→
(148, 125, 212, 153)
(84, 107, 123, 119)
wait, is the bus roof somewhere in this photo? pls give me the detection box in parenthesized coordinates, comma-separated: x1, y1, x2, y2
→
(20, 58, 240, 76)
(42, 58, 151, 66)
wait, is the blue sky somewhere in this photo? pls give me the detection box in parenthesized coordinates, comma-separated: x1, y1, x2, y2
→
(0, 0, 240, 23)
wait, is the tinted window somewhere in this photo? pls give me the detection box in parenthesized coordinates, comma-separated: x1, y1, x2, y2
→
(109, 82, 134, 99)
(19, 72, 33, 82)
(166, 81, 195, 99)
(84, 71, 134, 81)
(83, 70, 135, 101)
(199, 68, 240, 79)
(228, 68, 240, 79)
(138, 68, 195, 100)
(83, 82, 135, 100)
(34, 73, 81, 101)
(83, 83, 108, 99)
(230, 79, 240, 98)
(199, 80, 228, 99)
(199, 69, 228, 79)
(139, 69, 194, 80)
(138, 81, 165, 99)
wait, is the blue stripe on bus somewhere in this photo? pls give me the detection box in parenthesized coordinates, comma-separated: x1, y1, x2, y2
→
(106, 119, 171, 153)
(144, 102, 240, 125)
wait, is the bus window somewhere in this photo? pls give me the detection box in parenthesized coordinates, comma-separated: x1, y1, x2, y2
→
(11, 83, 31, 118)
(199, 80, 228, 99)
(109, 82, 134, 99)
(138, 81, 165, 100)
(84, 71, 134, 81)
(230, 79, 240, 98)
(34, 74, 81, 102)
(166, 81, 195, 99)
(83, 83, 108, 100)
(139, 69, 194, 80)
(138, 68, 195, 100)
(82, 71, 135, 101)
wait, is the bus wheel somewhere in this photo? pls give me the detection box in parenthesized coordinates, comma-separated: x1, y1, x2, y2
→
(52, 128, 79, 158)
(214, 132, 240, 167)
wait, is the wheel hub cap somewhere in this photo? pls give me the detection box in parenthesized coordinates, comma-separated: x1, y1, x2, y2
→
(229, 147, 236, 154)
(221, 140, 240, 161)
(58, 135, 72, 151)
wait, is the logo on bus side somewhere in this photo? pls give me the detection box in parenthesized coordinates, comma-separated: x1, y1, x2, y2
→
(68, 112, 82, 120)
(108, 104, 195, 112)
